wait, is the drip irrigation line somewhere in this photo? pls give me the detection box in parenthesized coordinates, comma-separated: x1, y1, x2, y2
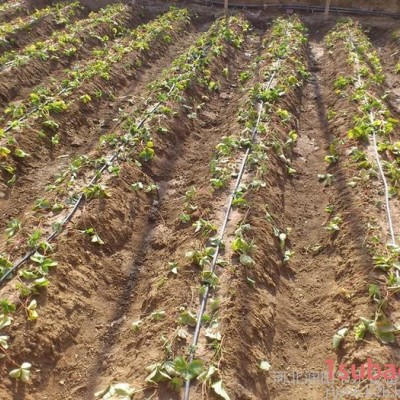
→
(349, 32, 399, 278)
(371, 124, 397, 246)
(0, 39, 214, 287)
(183, 27, 289, 399)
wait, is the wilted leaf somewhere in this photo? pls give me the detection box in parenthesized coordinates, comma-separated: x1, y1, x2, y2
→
(211, 380, 230, 400)
(259, 360, 271, 371)
(332, 327, 348, 349)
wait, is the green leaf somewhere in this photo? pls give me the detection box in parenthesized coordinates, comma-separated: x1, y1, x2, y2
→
(168, 261, 178, 275)
(0, 335, 9, 349)
(246, 277, 255, 287)
(239, 254, 254, 267)
(0, 300, 15, 314)
(145, 363, 171, 383)
(14, 148, 29, 158)
(33, 277, 49, 288)
(355, 321, 368, 341)
(201, 271, 219, 289)
(179, 311, 197, 327)
(0, 314, 12, 330)
(27, 300, 38, 321)
(174, 357, 188, 378)
(91, 234, 104, 245)
(113, 383, 136, 396)
(198, 365, 217, 382)
(169, 376, 183, 392)
(9, 362, 31, 382)
(95, 382, 137, 398)
(188, 359, 204, 379)
(131, 182, 144, 191)
(30, 252, 45, 264)
(0, 147, 11, 158)
(131, 320, 142, 332)
(205, 329, 221, 342)
(150, 311, 166, 321)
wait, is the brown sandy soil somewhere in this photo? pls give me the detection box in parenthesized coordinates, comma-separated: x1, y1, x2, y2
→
(266, 37, 377, 400)
(89, 32, 262, 400)
(1, 7, 400, 400)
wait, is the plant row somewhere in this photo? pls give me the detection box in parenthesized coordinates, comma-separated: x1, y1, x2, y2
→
(208, 15, 308, 192)
(0, 1, 84, 53)
(0, 13, 249, 270)
(0, 7, 191, 185)
(325, 19, 399, 345)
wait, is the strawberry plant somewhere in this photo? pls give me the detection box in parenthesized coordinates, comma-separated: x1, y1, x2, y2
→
(9, 362, 31, 382)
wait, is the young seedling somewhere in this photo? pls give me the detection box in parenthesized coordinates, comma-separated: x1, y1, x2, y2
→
(324, 205, 335, 214)
(326, 216, 343, 233)
(80, 228, 104, 245)
(9, 362, 31, 382)
(83, 183, 110, 200)
(193, 218, 217, 237)
(186, 247, 215, 268)
(318, 173, 334, 187)
(324, 143, 339, 165)
(26, 299, 38, 321)
(332, 327, 348, 350)
(5, 218, 21, 238)
(179, 310, 197, 327)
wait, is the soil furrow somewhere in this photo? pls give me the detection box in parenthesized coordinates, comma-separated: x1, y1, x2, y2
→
(267, 40, 340, 399)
